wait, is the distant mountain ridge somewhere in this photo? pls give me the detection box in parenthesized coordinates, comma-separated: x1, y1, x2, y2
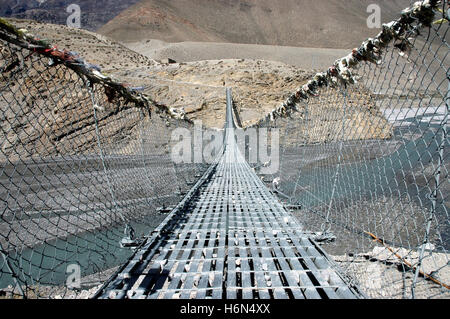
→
(0, 0, 141, 31)
(0, 0, 413, 49)
(98, 0, 412, 49)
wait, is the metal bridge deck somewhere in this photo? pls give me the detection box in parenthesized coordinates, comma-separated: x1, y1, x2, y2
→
(94, 89, 363, 299)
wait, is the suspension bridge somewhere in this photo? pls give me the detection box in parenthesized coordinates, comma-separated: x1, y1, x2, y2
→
(93, 89, 363, 299)
(0, 1, 448, 299)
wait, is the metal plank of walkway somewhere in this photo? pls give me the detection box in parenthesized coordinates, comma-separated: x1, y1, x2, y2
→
(93, 88, 363, 299)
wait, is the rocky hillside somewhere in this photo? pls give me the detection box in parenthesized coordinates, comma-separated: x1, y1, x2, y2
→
(99, 0, 412, 48)
(6, 18, 156, 73)
(0, 0, 140, 31)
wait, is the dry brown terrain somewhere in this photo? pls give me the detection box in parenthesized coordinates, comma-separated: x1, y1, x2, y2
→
(100, 0, 411, 48)
(118, 58, 315, 127)
(126, 40, 349, 69)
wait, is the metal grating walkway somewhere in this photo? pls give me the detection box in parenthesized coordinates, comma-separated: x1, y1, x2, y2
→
(93, 89, 363, 299)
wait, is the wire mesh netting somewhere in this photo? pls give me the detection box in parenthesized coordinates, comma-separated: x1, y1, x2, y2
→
(0, 23, 209, 298)
(245, 1, 449, 299)
(0, 0, 449, 300)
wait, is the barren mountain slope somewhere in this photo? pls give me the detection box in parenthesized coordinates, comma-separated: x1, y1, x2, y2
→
(100, 0, 412, 48)
(6, 18, 156, 73)
(0, 0, 140, 31)
(126, 40, 349, 69)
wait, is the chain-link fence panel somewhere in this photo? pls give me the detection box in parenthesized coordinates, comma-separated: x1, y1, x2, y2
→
(248, 0, 449, 299)
(0, 20, 208, 299)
